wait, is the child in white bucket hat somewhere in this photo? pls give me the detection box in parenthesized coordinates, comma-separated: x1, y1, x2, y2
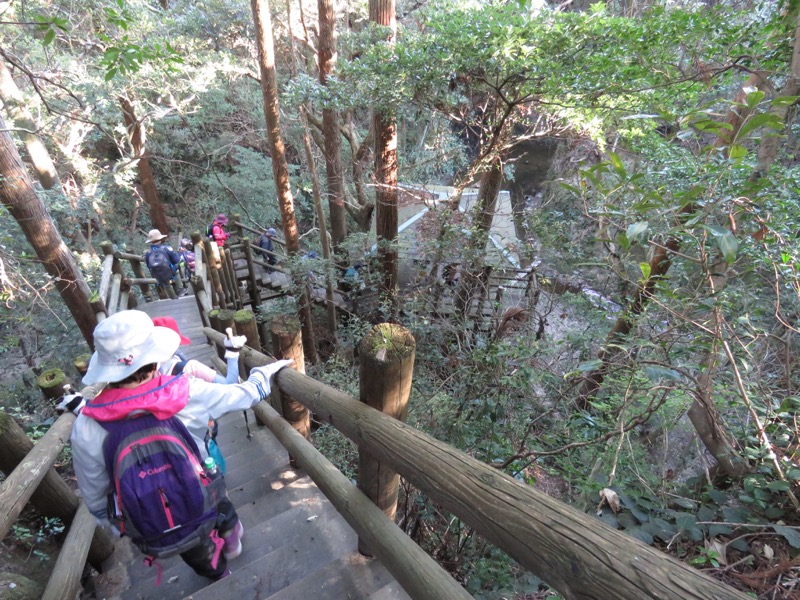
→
(70, 310, 291, 579)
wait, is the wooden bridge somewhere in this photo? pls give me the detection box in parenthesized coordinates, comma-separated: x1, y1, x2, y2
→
(0, 224, 755, 600)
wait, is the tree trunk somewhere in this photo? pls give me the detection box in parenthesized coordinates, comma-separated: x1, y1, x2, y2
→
(251, 0, 318, 364)
(285, 0, 338, 334)
(0, 60, 59, 189)
(371, 0, 399, 312)
(344, 114, 374, 223)
(118, 95, 169, 233)
(0, 115, 96, 349)
(455, 158, 503, 317)
(318, 0, 347, 247)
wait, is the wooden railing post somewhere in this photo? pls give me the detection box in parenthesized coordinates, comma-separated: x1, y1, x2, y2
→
(204, 238, 226, 309)
(37, 368, 69, 400)
(269, 315, 309, 463)
(0, 413, 114, 570)
(241, 238, 261, 308)
(231, 212, 242, 240)
(127, 252, 153, 301)
(357, 323, 415, 556)
(224, 245, 243, 309)
(234, 309, 261, 352)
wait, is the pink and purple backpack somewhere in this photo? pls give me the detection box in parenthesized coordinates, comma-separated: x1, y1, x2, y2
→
(100, 413, 225, 558)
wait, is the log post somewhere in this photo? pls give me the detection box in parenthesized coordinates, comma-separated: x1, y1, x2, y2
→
(73, 354, 91, 378)
(231, 212, 243, 240)
(128, 254, 153, 301)
(0, 412, 114, 569)
(224, 247, 243, 309)
(270, 315, 309, 461)
(193, 278, 212, 328)
(37, 368, 69, 401)
(97, 252, 114, 309)
(234, 309, 262, 352)
(218, 246, 235, 307)
(208, 309, 221, 347)
(108, 273, 122, 315)
(357, 323, 415, 556)
(204, 239, 226, 309)
(241, 238, 261, 308)
(217, 309, 236, 359)
(41, 503, 95, 600)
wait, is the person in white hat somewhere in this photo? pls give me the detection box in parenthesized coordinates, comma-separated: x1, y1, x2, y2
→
(68, 311, 291, 579)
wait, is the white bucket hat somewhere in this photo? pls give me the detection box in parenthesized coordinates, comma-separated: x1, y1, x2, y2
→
(146, 229, 168, 244)
(83, 311, 181, 385)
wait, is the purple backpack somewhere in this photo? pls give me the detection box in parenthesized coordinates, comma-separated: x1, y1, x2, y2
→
(100, 413, 225, 558)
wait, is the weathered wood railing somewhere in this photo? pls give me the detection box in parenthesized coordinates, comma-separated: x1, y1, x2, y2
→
(202, 325, 751, 600)
(0, 412, 115, 600)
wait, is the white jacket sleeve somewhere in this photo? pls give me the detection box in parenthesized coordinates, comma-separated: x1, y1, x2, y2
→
(71, 414, 111, 519)
(181, 360, 292, 446)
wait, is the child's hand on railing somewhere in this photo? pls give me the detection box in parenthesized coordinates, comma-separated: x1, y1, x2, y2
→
(224, 328, 247, 359)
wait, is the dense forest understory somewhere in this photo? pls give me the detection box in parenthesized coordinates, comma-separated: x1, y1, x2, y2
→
(1, 0, 800, 597)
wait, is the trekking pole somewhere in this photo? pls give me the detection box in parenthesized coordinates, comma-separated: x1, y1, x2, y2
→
(227, 327, 253, 440)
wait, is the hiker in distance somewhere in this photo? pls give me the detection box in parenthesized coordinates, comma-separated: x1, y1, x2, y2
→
(210, 213, 230, 247)
(67, 311, 291, 580)
(257, 227, 279, 271)
(144, 229, 185, 297)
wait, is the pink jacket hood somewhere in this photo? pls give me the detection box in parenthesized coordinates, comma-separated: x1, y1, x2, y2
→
(81, 374, 190, 422)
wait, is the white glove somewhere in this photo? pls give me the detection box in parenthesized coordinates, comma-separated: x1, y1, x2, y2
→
(224, 335, 247, 350)
(56, 394, 86, 415)
(224, 335, 247, 359)
(248, 359, 294, 399)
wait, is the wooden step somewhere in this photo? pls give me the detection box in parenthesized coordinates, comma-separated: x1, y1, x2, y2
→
(263, 554, 404, 600)
(368, 580, 413, 599)
(187, 501, 361, 600)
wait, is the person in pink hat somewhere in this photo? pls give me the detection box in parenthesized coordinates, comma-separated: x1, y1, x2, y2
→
(210, 214, 230, 247)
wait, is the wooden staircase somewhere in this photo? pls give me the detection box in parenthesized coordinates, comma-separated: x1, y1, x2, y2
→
(93, 411, 411, 600)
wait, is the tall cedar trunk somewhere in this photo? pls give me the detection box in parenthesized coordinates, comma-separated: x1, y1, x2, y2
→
(318, 0, 347, 247)
(251, 0, 318, 364)
(118, 96, 169, 234)
(288, 0, 337, 333)
(0, 115, 96, 349)
(371, 0, 398, 310)
(0, 60, 59, 189)
(455, 158, 503, 317)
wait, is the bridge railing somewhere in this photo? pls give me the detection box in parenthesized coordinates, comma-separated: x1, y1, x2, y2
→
(201, 326, 751, 600)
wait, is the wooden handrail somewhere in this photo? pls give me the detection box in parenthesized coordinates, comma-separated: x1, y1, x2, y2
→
(252, 401, 472, 600)
(234, 220, 287, 246)
(41, 503, 95, 600)
(203, 328, 750, 600)
(0, 413, 76, 540)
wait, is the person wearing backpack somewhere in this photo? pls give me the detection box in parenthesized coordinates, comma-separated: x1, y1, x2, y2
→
(177, 239, 196, 282)
(144, 229, 182, 295)
(68, 311, 291, 580)
(209, 214, 230, 247)
(257, 227, 278, 269)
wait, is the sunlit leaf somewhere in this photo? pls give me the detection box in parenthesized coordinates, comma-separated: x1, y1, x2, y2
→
(626, 221, 648, 245)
